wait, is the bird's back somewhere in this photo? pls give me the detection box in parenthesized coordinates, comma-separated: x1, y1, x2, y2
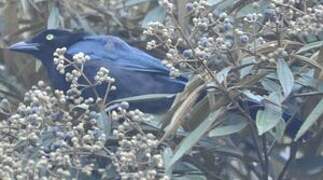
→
(66, 35, 187, 112)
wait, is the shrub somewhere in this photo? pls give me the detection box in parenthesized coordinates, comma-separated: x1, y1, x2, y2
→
(1, 0, 323, 179)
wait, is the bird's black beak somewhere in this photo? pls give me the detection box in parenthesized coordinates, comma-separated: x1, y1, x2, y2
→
(9, 41, 40, 53)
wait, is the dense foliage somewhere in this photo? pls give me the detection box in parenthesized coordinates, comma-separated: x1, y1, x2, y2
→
(0, 0, 323, 179)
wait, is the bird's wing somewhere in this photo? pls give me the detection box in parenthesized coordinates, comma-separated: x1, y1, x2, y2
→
(66, 35, 171, 75)
(79, 59, 186, 98)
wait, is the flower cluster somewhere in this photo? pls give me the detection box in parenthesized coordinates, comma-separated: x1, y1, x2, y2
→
(95, 67, 116, 86)
(159, 0, 174, 13)
(111, 108, 168, 180)
(2, 0, 323, 179)
(0, 70, 168, 180)
(288, 5, 323, 35)
(145, 0, 323, 81)
(0, 81, 108, 179)
(144, 21, 183, 78)
(0, 45, 172, 179)
(146, 0, 255, 77)
(53, 48, 117, 106)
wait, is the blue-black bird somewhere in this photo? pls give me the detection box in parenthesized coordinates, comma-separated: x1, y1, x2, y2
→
(9, 29, 186, 113)
(9, 29, 304, 137)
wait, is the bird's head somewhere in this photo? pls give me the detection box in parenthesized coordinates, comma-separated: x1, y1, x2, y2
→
(9, 29, 86, 60)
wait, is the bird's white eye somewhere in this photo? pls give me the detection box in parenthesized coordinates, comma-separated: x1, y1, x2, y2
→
(46, 34, 54, 41)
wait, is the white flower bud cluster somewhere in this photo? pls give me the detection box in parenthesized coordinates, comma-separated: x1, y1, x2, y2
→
(266, 48, 289, 63)
(146, 40, 157, 50)
(144, 22, 186, 78)
(111, 107, 144, 124)
(193, 16, 211, 31)
(109, 107, 168, 179)
(112, 130, 165, 180)
(95, 67, 115, 85)
(189, 0, 209, 14)
(144, 0, 243, 76)
(144, 21, 194, 78)
(243, 13, 263, 23)
(0, 81, 115, 179)
(159, 0, 174, 13)
(0, 98, 10, 112)
(162, 49, 181, 78)
(144, 22, 175, 39)
(287, 5, 323, 35)
(53, 47, 67, 74)
(73, 52, 90, 64)
(53, 48, 119, 104)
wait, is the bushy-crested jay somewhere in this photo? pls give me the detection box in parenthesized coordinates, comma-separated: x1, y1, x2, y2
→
(9, 29, 303, 137)
(9, 29, 186, 113)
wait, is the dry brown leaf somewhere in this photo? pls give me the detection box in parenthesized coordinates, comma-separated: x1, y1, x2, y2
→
(160, 84, 205, 142)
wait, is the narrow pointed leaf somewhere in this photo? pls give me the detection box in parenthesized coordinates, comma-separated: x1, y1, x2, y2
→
(166, 108, 224, 171)
(141, 6, 166, 28)
(240, 56, 255, 78)
(116, 0, 152, 8)
(163, 147, 173, 177)
(216, 67, 231, 83)
(47, 4, 60, 29)
(277, 58, 294, 98)
(161, 85, 205, 141)
(243, 90, 264, 102)
(270, 119, 286, 140)
(295, 98, 323, 141)
(208, 121, 247, 137)
(97, 111, 111, 136)
(256, 92, 283, 135)
(296, 41, 323, 54)
(108, 93, 176, 104)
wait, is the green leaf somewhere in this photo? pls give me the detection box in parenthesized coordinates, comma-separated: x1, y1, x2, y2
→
(166, 108, 224, 171)
(171, 162, 206, 180)
(173, 175, 207, 180)
(116, 0, 154, 8)
(161, 85, 205, 141)
(207, 0, 224, 6)
(47, 3, 60, 29)
(296, 41, 323, 54)
(172, 75, 204, 107)
(97, 111, 111, 136)
(293, 73, 318, 89)
(108, 93, 175, 105)
(236, 0, 270, 18)
(34, 0, 49, 2)
(239, 56, 255, 78)
(277, 58, 294, 98)
(208, 0, 235, 12)
(161, 75, 205, 129)
(243, 90, 264, 102)
(208, 119, 247, 137)
(163, 147, 173, 177)
(216, 67, 231, 83)
(256, 92, 283, 135)
(293, 54, 322, 70)
(305, 34, 319, 43)
(35, 61, 42, 72)
(294, 98, 323, 141)
(270, 119, 286, 140)
(19, 0, 30, 13)
(72, 103, 89, 110)
(141, 6, 166, 28)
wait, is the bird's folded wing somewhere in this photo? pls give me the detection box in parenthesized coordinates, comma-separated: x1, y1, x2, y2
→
(67, 35, 171, 75)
